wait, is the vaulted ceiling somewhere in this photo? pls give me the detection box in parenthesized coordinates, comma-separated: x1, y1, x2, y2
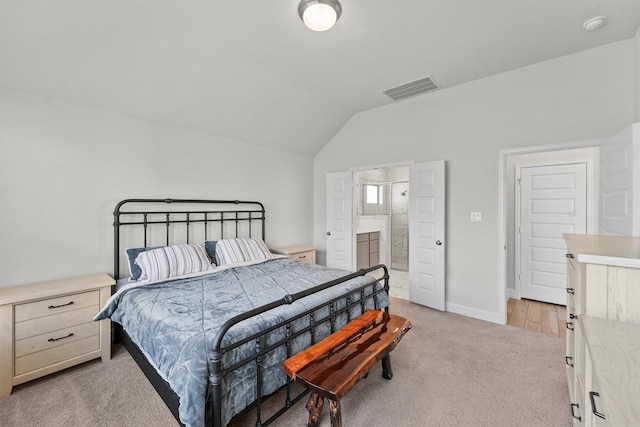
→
(2, 1, 639, 156)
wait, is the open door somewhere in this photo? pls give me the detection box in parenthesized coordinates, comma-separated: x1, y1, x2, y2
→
(409, 160, 446, 311)
(325, 172, 354, 270)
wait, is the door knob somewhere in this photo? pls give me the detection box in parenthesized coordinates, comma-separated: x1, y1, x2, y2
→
(435, 240, 442, 246)
(326, 231, 331, 236)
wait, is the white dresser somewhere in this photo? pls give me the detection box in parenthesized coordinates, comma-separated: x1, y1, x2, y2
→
(563, 234, 640, 425)
(0, 273, 113, 399)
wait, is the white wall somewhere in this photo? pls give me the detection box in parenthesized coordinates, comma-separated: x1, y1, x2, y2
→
(313, 40, 635, 321)
(635, 27, 640, 122)
(0, 90, 314, 288)
(599, 125, 635, 235)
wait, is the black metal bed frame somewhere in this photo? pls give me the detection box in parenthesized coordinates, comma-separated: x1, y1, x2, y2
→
(113, 198, 390, 427)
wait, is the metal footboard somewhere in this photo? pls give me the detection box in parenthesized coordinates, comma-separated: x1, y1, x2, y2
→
(209, 264, 390, 427)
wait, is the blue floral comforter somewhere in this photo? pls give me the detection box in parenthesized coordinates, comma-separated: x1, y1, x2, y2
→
(95, 258, 388, 426)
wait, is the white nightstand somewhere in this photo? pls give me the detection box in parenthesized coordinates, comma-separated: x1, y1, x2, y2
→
(271, 245, 316, 264)
(0, 273, 114, 399)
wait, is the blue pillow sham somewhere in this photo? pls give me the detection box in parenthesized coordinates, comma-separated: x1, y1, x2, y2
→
(204, 240, 217, 264)
(124, 246, 160, 281)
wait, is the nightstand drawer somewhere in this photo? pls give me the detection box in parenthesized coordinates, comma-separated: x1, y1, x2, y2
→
(15, 305, 99, 340)
(291, 250, 315, 264)
(15, 321, 99, 357)
(15, 335, 100, 376)
(15, 290, 99, 322)
(270, 245, 316, 264)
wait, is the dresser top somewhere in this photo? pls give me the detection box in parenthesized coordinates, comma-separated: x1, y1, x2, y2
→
(0, 273, 114, 306)
(563, 234, 640, 268)
(270, 245, 314, 255)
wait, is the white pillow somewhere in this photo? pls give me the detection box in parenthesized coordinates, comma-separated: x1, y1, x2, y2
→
(215, 238, 273, 265)
(135, 243, 214, 282)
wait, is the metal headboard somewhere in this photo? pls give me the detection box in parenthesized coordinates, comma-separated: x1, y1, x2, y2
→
(113, 198, 266, 280)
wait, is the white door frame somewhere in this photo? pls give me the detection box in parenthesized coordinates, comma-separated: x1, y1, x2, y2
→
(497, 138, 605, 325)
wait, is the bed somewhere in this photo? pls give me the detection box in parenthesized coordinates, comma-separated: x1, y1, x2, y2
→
(96, 198, 390, 427)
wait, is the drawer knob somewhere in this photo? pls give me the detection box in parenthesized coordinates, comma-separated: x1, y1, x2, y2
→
(48, 332, 74, 342)
(48, 301, 74, 309)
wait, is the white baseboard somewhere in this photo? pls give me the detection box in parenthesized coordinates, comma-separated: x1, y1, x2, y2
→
(507, 288, 518, 299)
(445, 302, 502, 325)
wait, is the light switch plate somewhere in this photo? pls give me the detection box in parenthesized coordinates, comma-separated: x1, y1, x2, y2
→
(471, 212, 482, 222)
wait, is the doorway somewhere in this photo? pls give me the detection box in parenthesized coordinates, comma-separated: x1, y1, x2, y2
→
(353, 166, 410, 300)
(498, 144, 599, 324)
(326, 160, 446, 311)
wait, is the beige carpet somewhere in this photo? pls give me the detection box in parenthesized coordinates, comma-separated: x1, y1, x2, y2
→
(0, 297, 570, 426)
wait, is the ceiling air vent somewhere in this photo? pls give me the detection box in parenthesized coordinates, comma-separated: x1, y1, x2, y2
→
(383, 76, 440, 101)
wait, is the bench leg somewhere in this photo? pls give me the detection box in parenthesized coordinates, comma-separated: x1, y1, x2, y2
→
(306, 393, 324, 427)
(381, 355, 393, 380)
(328, 399, 342, 427)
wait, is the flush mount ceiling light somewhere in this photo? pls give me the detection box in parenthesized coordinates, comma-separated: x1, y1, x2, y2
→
(298, 0, 342, 32)
(583, 16, 607, 31)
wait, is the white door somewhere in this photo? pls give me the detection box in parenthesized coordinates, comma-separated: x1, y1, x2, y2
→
(518, 163, 587, 305)
(325, 172, 354, 270)
(409, 160, 446, 311)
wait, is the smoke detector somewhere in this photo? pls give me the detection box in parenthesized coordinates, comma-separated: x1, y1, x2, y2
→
(583, 16, 606, 31)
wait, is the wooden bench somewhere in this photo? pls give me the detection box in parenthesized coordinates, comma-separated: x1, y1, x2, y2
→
(282, 310, 412, 427)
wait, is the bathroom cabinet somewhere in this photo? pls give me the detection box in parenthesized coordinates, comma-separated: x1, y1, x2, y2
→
(357, 232, 379, 270)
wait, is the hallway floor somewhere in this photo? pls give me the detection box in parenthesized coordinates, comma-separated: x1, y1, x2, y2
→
(507, 298, 566, 338)
(388, 273, 566, 339)
(388, 268, 409, 300)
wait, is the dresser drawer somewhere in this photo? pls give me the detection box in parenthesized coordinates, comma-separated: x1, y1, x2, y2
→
(15, 335, 100, 376)
(15, 290, 99, 322)
(15, 305, 99, 340)
(291, 250, 315, 264)
(15, 321, 99, 358)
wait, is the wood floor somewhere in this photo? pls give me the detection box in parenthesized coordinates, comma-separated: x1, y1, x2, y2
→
(507, 298, 566, 339)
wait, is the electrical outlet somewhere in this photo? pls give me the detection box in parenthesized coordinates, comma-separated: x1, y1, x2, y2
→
(471, 212, 482, 222)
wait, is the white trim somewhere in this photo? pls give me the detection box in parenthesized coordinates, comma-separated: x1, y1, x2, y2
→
(634, 123, 640, 236)
(497, 151, 508, 324)
(446, 302, 501, 324)
(350, 160, 415, 172)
